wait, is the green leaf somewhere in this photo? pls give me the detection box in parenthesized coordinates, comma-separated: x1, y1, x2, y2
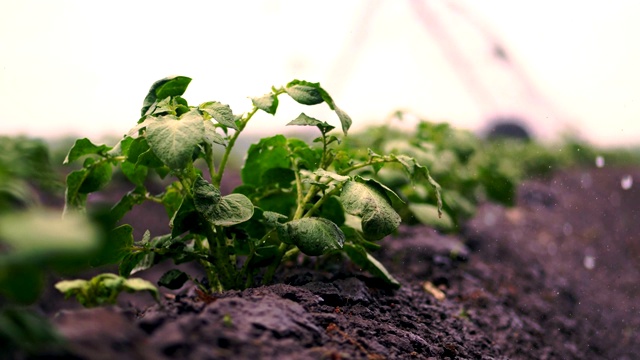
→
(109, 191, 145, 226)
(335, 105, 352, 136)
(339, 178, 401, 240)
(122, 278, 160, 302)
(319, 196, 346, 227)
(90, 225, 134, 267)
(158, 269, 189, 290)
(199, 101, 238, 130)
(285, 80, 324, 106)
(280, 218, 344, 256)
(141, 76, 192, 116)
(64, 138, 112, 164)
(193, 177, 222, 211)
(408, 203, 454, 231)
(170, 197, 203, 238)
(261, 168, 295, 188)
(251, 93, 279, 115)
(193, 177, 253, 226)
(343, 243, 400, 288)
(208, 194, 254, 227)
(287, 113, 335, 134)
(0, 266, 44, 304)
(146, 112, 204, 170)
(64, 169, 89, 213)
(121, 161, 148, 186)
(0, 210, 99, 263)
(77, 160, 113, 194)
(241, 135, 291, 186)
(392, 154, 443, 215)
(204, 120, 227, 146)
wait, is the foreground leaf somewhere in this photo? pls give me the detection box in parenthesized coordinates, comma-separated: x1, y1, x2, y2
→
(146, 112, 204, 170)
(279, 218, 344, 256)
(339, 178, 401, 240)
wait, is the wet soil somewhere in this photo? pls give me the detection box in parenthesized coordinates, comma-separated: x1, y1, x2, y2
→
(21, 167, 640, 359)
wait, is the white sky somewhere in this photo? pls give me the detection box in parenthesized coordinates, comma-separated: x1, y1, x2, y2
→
(1, 0, 639, 146)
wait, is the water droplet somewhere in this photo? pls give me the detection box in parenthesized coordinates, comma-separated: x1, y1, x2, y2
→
(595, 156, 605, 168)
(583, 255, 596, 270)
(621, 175, 633, 190)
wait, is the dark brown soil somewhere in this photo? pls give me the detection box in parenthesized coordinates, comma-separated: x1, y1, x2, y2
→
(19, 167, 640, 359)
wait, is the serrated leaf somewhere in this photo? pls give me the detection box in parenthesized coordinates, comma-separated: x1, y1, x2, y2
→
(287, 113, 335, 134)
(343, 243, 400, 288)
(64, 138, 112, 164)
(339, 179, 401, 240)
(158, 269, 189, 290)
(251, 93, 279, 115)
(199, 101, 238, 130)
(285, 80, 324, 105)
(146, 113, 204, 170)
(280, 218, 344, 256)
(141, 76, 192, 116)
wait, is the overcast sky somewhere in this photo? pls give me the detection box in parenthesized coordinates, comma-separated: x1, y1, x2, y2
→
(1, 0, 639, 146)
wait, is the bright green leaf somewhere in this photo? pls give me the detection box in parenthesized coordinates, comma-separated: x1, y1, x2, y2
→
(408, 203, 454, 231)
(251, 93, 279, 115)
(241, 135, 290, 186)
(287, 113, 335, 134)
(285, 81, 324, 105)
(141, 76, 192, 116)
(64, 138, 112, 164)
(146, 113, 204, 170)
(199, 101, 238, 130)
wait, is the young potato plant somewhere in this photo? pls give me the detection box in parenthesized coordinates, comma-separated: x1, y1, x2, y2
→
(61, 76, 442, 294)
(339, 114, 517, 232)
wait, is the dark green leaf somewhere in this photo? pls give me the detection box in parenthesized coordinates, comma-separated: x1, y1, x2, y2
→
(77, 160, 112, 194)
(90, 225, 133, 266)
(141, 76, 192, 116)
(251, 93, 279, 115)
(287, 113, 335, 134)
(285, 80, 324, 105)
(193, 177, 222, 213)
(339, 178, 401, 240)
(261, 168, 295, 188)
(241, 135, 290, 186)
(146, 113, 204, 170)
(64, 138, 112, 164)
(121, 161, 147, 186)
(343, 243, 400, 288)
(319, 196, 345, 227)
(158, 269, 189, 290)
(199, 101, 238, 130)
(109, 190, 145, 224)
(64, 169, 89, 213)
(280, 218, 344, 256)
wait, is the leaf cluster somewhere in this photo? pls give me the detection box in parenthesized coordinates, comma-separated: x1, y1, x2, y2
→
(61, 77, 443, 295)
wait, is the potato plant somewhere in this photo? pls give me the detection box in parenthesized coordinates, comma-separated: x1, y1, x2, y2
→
(61, 76, 442, 295)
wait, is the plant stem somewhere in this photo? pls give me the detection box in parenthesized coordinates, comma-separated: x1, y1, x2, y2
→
(212, 106, 259, 187)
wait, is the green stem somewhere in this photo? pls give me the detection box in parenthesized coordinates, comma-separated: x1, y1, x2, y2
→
(212, 106, 259, 187)
(303, 182, 345, 218)
(337, 157, 392, 176)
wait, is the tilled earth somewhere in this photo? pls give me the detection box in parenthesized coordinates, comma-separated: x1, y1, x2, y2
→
(22, 167, 640, 359)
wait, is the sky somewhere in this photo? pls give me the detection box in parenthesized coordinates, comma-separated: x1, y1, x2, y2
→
(1, 0, 639, 146)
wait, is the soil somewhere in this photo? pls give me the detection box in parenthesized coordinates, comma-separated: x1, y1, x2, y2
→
(14, 167, 640, 359)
